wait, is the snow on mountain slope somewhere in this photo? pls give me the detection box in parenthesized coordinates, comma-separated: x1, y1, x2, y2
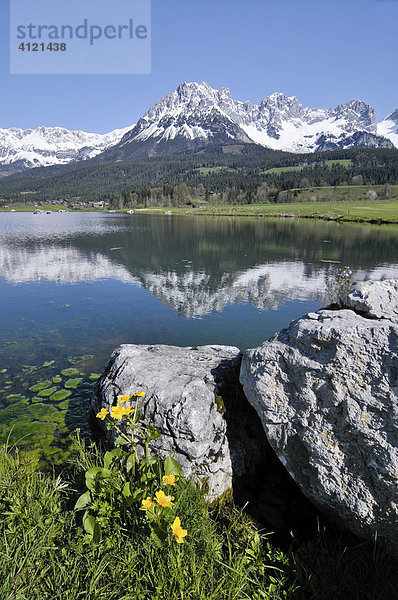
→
(0, 124, 132, 171)
(1, 82, 396, 175)
(116, 82, 396, 154)
(377, 109, 398, 148)
(121, 82, 253, 147)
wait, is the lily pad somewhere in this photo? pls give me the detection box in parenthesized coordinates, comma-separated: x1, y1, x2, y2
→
(0, 369, 7, 374)
(30, 380, 52, 392)
(42, 360, 55, 368)
(38, 386, 58, 397)
(61, 368, 79, 377)
(89, 373, 101, 381)
(65, 378, 83, 389)
(58, 400, 70, 410)
(49, 389, 72, 402)
(52, 376, 62, 384)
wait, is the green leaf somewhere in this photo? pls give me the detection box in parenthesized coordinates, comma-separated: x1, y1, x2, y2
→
(83, 513, 102, 543)
(85, 467, 111, 491)
(74, 491, 91, 511)
(126, 453, 136, 474)
(115, 435, 129, 447)
(86, 466, 111, 481)
(149, 523, 167, 547)
(83, 513, 95, 535)
(103, 448, 124, 469)
(42, 360, 55, 368)
(122, 481, 132, 499)
(147, 425, 161, 441)
(152, 461, 163, 479)
(140, 456, 158, 467)
(164, 457, 184, 478)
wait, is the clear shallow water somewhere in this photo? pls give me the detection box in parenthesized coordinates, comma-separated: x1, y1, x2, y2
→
(0, 212, 397, 457)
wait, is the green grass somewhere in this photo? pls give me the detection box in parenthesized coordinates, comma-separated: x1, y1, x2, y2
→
(1, 440, 397, 599)
(194, 166, 236, 175)
(0, 442, 295, 600)
(324, 159, 353, 168)
(261, 166, 305, 175)
(0, 204, 72, 212)
(261, 160, 352, 175)
(164, 186, 398, 224)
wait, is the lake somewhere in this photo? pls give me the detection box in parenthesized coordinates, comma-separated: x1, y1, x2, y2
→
(0, 212, 397, 459)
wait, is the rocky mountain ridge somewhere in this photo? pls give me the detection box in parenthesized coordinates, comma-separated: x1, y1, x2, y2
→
(1, 82, 397, 174)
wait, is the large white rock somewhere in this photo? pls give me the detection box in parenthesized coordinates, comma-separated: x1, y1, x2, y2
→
(346, 279, 398, 321)
(92, 344, 248, 500)
(240, 280, 398, 554)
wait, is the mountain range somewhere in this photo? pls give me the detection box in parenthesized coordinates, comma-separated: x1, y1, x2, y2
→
(1, 81, 397, 175)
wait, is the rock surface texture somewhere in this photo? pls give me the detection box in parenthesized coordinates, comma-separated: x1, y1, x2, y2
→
(240, 280, 398, 555)
(92, 344, 263, 499)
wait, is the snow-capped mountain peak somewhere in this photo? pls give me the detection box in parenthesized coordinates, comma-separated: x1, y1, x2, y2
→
(377, 108, 398, 149)
(0, 123, 132, 175)
(333, 99, 376, 133)
(113, 82, 395, 155)
(0, 82, 397, 175)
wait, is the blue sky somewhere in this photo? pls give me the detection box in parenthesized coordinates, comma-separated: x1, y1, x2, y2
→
(1, 0, 398, 132)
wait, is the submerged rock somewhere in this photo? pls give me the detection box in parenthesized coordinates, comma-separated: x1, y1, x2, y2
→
(92, 344, 264, 499)
(240, 280, 398, 555)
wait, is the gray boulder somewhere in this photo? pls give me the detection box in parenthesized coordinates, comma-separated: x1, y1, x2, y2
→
(92, 343, 257, 500)
(240, 280, 398, 554)
(346, 279, 398, 321)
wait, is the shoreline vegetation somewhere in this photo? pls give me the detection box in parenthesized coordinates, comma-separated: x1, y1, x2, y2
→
(1, 197, 398, 225)
(2, 432, 398, 599)
(156, 197, 398, 225)
(1, 185, 398, 225)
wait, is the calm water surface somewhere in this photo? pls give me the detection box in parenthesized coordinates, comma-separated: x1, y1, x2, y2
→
(0, 212, 397, 456)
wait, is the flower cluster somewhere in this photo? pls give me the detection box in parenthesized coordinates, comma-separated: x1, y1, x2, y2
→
(138, 473, 187, 543)
(91, 391, 188, 546)
(96, 392, 145, 421)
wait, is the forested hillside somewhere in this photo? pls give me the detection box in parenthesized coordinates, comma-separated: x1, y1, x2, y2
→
(0, 145, 397, 208)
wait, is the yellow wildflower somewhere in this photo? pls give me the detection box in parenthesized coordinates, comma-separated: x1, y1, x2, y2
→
(171, 517, 187, 544)
(124, 405, 134, 415)
(139, 497, 156, 511)
(118, 394, 132, 404)
(155, 489, 174, 507)
(111, 404, 126, 420)
(162, 474, 178, 486)
(96, 407, 109, 420)
(134, 391, 146, 397)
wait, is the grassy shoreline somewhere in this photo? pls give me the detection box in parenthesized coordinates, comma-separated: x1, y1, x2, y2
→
(1, 196, 398, 225)
(164, 198, 398, 225)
